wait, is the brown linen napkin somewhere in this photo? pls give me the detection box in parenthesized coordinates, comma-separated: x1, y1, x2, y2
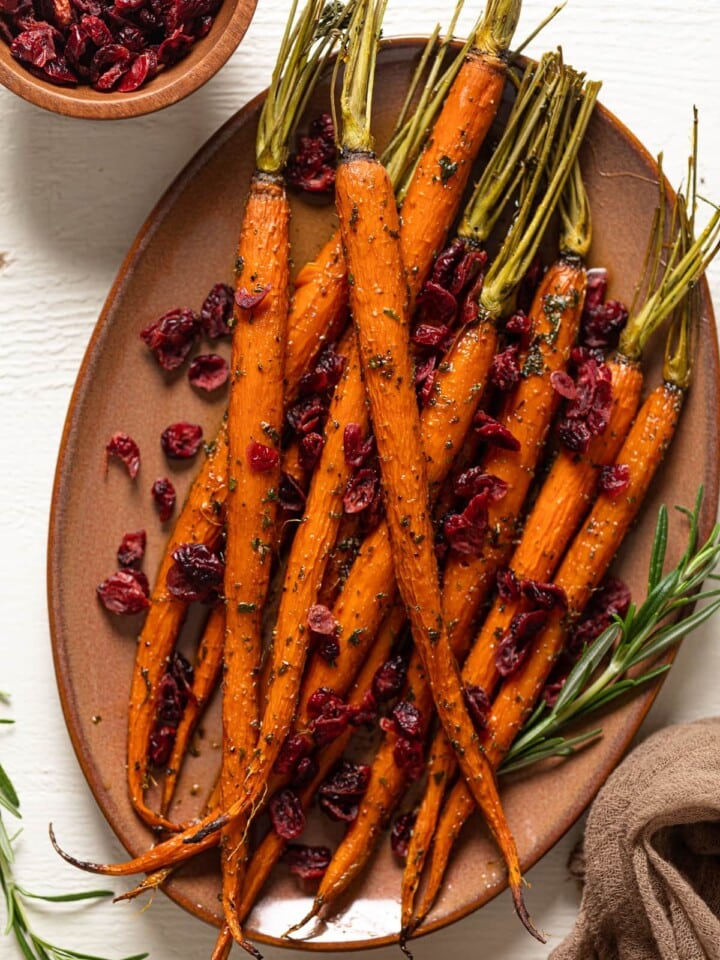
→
(549, 717, 720, 960)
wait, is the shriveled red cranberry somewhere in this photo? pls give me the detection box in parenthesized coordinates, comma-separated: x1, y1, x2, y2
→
(343, 423, 375, 468)
(496, 567, 520, 602)
(156, 27, 193, 65)
(308, 604, 340, 662)
(495, 609, 549, 676)
(269, 789, 305, 840)
(519, 578, 567, 610)
(449, 248, 487, 298)
(299, 432, 324, 472)
(429, 239, 466, 289)
(36, 54, 77, 84)
(443, 493, 490, 556)
(200, 283, 234, 339)
(97, 568, 149, 615)
(287, 395, 326, 437)
(389, 701, 423, 740)
(11, 23, 60, 67)
(581, 269, 628, 349)
(156, 673, 183, 726)
(556, 355, 613, 453)
(411, 323, 452, 349)
(273, 733, 312, 776)
(291, 755, 319, 789)
(599, 463, 631, 498)
(188, 353, 228, 392)
(166, 543, 224, 603)
(343, 467, 379, 515)
(390, 810, 417, 862)
(148, 723, 175, 767)
(416, 280, 457, 325)
(318, 760, 371, 822)
(298, 345, 346, 397)
(117, 529, 146, 568)
(416, 356, 438, 407)
(569, 576, 631, 655)
(308, 691, 351, 745)
(557, 419, 592, 453)
(393, 737, 425, 781)
(372, 655, 407, 702)
(105, 432, 140, 478)
(151, 477, 176, 522)
(453, 468, 508, 504)
(235, 285, 271, 311)
(505, 310, 531, 338)
(474, 411, 521, 451)
(141, 307, 199, 371)
(283, 844, 331, 881)
(551, 370, 577, 400)
(90, 43, 131, 90)
(286, 113, 337, 194)
(464, 684, 490, 731)
(490, 344, 521, 392)
(247, 441, 279, 473)
(347, 689, 377, 727)
(306, 687, 341, 718)
(161, 422, 203, 459)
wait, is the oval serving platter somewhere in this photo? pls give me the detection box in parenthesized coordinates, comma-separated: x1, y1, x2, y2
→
(48, 40, 719, 951)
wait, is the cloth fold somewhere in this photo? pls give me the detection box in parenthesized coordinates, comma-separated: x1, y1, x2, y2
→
(550, 717, 720, 960)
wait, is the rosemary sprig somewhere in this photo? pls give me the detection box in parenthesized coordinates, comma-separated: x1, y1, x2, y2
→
(0, 703, 147, 960)
(501, 487, 720, 774)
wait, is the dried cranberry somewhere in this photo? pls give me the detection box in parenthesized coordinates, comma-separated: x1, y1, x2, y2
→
(117, 529, 146, 568)
(148, 724, 175, 767)
(11, 23, 59, 67)
(599, 463, 631, 498)
(161, 422, 203, 459)
(416, 357, 438, 407)
(140, 307, 199, 371)
(170, 650, 194, 699)
(557, 419, 592, 453)
(550, 370, 577, 400)
(318, 760, 371, 822)
(105, 432, 140, 478)
(247, 441, 279, 473)
(372, 655, 407, 701)
(453, 468, 508, 504)
(287, 395, 326, 437)
(505, 310, 531, 338)
(343, 423, 375, 468)
(416, 281, 457, 325)
(269, 789, 305, 840)
(556, 355, 613, 453)
(166, 543, 224, 603)
(97, 568, 149, 615)
(389, 701, 423, 740)
(495, 609, 549, 677)
(187, 353, 229, 392)
(298, 432, 324, 472)
(496, 567, 520, 602)
(90, 43, 131, 91)
(279, 471, 306, 515)
(37, 54, 77, 84)
(156, 27, 193, 65)
(156, 673, 183, 726)
(464, 684, 490, 731)
(235, 285, 271, 311)
(283, 844, 331, 881)
(308, 691, 351, 745)
(490, 344, 521, 392)
(291, 755, 318, 789)
(347, 689, 377, 727)
(273, 733, 312, 776)
(569, 577, 631, 655)
(581, 268, 628, 349)
(474, 411, 521, 451)
(298, 345, 346, 396)
(200, 283, 234, 339)
(286, 113, 337, 194)
(429, 239, 466, 289)
(393, 737, 425, 781)
(306, 687, 342, 718)
(411, 323, 452, 349)
(151, 477, 176, 522)
(443, 493, 489, 556)
(519, 579, 567, 610)
(343, 467, 379, 515)
(79, 13, 111, 45)
(450, 249, 487, 298)
(390, 811, 416, 862)
(308, 604, 340, 662)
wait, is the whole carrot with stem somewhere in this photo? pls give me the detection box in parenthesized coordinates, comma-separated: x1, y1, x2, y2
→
(407, 181, 720, 935)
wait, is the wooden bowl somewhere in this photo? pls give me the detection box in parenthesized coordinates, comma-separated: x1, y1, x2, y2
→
(48, 40, 719, 951)
(0, 0, 257, 119)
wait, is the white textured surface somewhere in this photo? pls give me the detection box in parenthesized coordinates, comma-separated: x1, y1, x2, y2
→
(1, 2, 719, 958)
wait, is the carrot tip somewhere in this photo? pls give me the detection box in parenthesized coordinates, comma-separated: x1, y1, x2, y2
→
(239, 938, 263, 959)
(398, 928, 416, 960)
(511, 882, 546, 943)
(282, 902, 321, 939)
(48, 823, 106, 875)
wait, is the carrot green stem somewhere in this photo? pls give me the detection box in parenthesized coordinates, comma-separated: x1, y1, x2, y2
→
(339, 0, 387, 152)
(473, 0, 522, 57)
(558, 144, 591, 259)
(256, 0, 350, 173)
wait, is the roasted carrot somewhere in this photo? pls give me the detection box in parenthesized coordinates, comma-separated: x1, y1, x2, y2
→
(408, 179, 720, 933)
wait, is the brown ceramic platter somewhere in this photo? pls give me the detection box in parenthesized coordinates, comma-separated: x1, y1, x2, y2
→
(48, 40, 719, 951)
(0, 0, 257, 119)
